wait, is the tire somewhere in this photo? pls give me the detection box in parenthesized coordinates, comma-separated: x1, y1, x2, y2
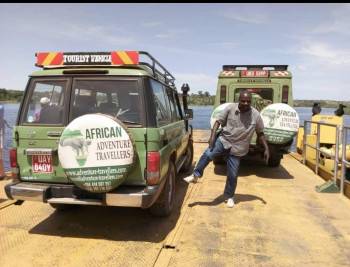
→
(180, 140, 193, 173)
(149, 162, 176, 217)
(49, 203, 75, 211)
(268, 153, 282, 167)
(213, 156, 226, 165)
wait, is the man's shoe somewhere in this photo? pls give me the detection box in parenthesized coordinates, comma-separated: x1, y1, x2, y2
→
(226, 198, 235, 208)
(183, 174, 198, 183)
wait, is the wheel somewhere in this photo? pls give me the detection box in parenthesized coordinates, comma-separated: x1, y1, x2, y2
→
(268, 153, 282, 167)
(180, 140, 193, 173)
(49, 203, 75, 211)
(149, 162, 176, 217)
(213, 156, 226, 165)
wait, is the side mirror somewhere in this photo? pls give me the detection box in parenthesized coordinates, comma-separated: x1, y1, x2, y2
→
(184, 108, 193, 120)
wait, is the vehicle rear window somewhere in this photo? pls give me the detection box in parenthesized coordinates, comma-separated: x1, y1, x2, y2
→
(70, 79, 142, 125)
(22, 79, 67, 125)
(234, 88, 273, 111)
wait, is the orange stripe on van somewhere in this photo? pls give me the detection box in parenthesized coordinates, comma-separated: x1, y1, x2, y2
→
(111, 51, 139, 65)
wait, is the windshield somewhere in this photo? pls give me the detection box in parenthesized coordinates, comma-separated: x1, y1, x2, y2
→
(71, 79, 142, 124)
(22, 79, 67, 124)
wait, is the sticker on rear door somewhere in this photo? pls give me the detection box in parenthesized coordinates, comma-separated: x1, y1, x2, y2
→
(58, 114, 135, 193)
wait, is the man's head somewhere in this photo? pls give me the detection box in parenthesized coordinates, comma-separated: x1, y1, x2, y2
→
(40, 97, 50, 106)
(238, 91, 252, 112)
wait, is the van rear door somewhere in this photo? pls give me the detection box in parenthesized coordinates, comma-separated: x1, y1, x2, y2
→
(17, 78, 70, 183)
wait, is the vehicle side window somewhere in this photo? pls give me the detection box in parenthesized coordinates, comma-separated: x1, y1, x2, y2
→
(150, 79, 171, 126)
(174, 92, 184, 119)
(23, 80, 66, 124)
(166, 87, 181, 121)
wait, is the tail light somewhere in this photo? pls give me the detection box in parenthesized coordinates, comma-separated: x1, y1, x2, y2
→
(147, 151, 160, 185)
(220, 85, 226, 104)
(282, 86, 289, 104)
(10, 148, 17, 168)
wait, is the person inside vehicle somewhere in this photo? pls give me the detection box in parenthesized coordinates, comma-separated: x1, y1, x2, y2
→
(34, 97, 50, 122)
(184, 90, 270, 208)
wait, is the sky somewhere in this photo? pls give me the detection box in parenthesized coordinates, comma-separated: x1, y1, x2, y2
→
(0, 3, 349, 100)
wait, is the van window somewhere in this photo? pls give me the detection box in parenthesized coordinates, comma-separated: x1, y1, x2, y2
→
(150, 79, 171, 126)
(71, 79, 141, 124)
(234, 88, 273, 111)
(166, 87, 181, 122)
(22, 80, 67, 124)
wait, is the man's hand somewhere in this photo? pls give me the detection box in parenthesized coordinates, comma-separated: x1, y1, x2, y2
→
(258, 132, 270, 165)
(263, 149, 270, 165)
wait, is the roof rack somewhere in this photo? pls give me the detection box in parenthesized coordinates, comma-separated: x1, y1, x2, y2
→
(138, 51, 176, 87)
(223, 65, 288, 71)
(35, 51, 176, 87)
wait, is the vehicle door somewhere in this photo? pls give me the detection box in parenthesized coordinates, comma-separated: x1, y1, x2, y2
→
(16, 77, 70, 183)
(149, 80, 178, 178)
(70, 77, 147, 185)
(166, 87, 188, 161)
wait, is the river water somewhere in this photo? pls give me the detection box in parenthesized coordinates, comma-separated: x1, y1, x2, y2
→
(2, 103, 350, 171)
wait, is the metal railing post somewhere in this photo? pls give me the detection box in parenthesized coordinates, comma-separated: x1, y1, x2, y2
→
(334, 126, 340, 184)
(0, 105, 4, 178)
(303, 120, 307, 165)
(341, 127, 347, 195)
(316, 123, 320, 175)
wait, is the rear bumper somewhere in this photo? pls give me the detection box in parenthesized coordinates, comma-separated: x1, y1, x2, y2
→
(5, 180, 165, 209)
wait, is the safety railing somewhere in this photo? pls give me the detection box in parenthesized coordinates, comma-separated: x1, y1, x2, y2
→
(302, 119, 349, 195)
(0, 104, 12, 179)
(341, 126, 350, 195)
(0, 105, 6, 178)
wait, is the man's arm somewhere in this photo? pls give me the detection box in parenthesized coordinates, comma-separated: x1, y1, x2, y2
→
(209, 121, 221, 150)
(255, 114, 269, 164)
(258, 132, 270, 164)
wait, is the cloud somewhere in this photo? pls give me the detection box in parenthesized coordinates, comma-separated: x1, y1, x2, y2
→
(207, 42, 238, 49)
(154, 29, 189, 40)
(222, 9, 269, 24)
(142, 21, 162, 27)
(155, 33, 174, 39)
(311, 4, 350, 35)
(174, 73, 218, 94)
(297, 41, 350, 65)
(4, 14, 136, 46)
(55, 24, 136, 45)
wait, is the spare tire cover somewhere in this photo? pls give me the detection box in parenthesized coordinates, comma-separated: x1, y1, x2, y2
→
(260, 103, 300, 145)
(58, 114, 135, 193)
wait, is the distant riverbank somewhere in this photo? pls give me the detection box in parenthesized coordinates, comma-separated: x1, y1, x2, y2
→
(0, 88, 349, 112)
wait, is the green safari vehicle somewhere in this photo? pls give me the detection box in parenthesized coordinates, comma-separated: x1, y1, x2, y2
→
(5, 51, 194, 217)
(213, 65, 294, 167)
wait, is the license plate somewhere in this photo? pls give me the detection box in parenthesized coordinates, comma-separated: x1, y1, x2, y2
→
(32, 155, 53, 173)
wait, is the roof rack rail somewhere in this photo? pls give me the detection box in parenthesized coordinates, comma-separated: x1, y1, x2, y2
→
(35, 51, 176, 88)
(138, 51, 176, 87)
(223, 65, 288, 71)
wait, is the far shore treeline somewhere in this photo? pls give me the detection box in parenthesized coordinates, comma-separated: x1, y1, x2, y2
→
(0, 89, 349, 114)
(0, 88, 23, 102)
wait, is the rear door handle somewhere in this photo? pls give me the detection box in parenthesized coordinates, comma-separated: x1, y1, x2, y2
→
(47, 131, 62, 137)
